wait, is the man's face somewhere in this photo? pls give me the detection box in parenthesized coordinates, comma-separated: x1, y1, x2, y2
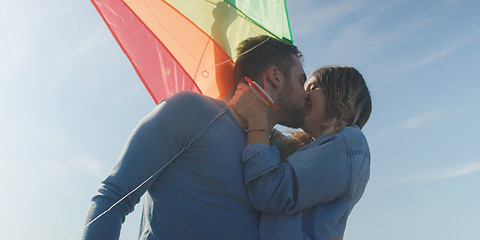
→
(276, 56, 308, 128)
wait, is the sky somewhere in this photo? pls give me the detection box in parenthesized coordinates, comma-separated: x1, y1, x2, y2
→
(1, 0, 479, 239)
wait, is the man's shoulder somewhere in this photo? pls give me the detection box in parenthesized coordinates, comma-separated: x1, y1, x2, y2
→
(168, 91, 209, 101)
(165, 91, 223, 109)
(156, 91, 227, 121)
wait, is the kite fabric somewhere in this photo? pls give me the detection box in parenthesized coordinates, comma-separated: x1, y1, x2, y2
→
(91, 0, 293, 104)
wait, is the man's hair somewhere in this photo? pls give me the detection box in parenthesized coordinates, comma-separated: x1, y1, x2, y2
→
(233, 35, 302, 86)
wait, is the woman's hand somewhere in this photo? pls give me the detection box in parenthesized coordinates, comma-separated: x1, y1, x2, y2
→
(231, 83, 271, 145)
(231, 83, 269, 126)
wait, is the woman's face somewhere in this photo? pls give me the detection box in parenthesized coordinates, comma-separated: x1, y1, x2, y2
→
(302, 76, 330, 138)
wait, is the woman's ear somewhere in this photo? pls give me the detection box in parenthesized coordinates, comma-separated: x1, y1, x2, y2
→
(266, 65, 281, 88)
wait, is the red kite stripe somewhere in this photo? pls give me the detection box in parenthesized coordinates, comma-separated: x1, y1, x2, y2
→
(91, 0, 201, 104)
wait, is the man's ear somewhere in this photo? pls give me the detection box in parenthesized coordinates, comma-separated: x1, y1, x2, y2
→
(265, 65, 281, 88)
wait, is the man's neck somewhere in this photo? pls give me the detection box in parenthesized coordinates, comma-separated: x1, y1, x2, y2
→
(222, 88, 247, 130)
(227, 104, 248, 130)
(220, 89, 235, 104)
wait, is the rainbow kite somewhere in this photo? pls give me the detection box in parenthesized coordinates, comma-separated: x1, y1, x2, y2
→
(92, 0, 293, 104)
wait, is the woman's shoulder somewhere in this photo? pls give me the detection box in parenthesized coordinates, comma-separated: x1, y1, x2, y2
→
(337, 126, 369, 155)
(337, 126, 364, 137)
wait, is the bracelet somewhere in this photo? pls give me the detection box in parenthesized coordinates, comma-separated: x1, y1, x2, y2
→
(245, 129, 273, 137)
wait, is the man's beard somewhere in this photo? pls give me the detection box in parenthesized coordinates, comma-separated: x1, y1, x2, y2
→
(276, 82, 305, 128)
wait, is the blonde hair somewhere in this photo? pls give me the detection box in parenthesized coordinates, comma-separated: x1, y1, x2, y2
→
(274, 66, 372, 160)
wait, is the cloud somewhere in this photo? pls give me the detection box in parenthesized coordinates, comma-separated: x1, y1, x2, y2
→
(3, 124, 109, 180)
(289, 0, 439, 72)
(390, 35, 478, 73)
(402, 161, 480, 183)
(376, 159, 480, 189)
(0, 0, 76, 83)
(36, 133, 107, 179)
(62, 26, 111, 62)
(0, 1, 32, 83)
(50, 0, 74, 14)
(41, 157, 106, 179)
(288, 0, 410, 37)
(291, 0, 480, 81)
(34, 0, 75, 19)
(288, 0, 366, 35)
(377, 111, 437, 137)
(396, 112, 436, 130)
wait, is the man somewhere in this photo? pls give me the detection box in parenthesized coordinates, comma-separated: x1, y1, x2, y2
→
(82, 35, 308, 239)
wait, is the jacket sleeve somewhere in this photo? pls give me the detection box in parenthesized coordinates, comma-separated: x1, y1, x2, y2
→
(242, 134, 351, 214)
(82, 92, 208, 239)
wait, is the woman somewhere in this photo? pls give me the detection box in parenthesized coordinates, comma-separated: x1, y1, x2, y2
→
(233, 66, 372, 240)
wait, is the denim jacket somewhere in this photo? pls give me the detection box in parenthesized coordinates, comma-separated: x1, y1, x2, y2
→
(242, 126, 371, 240)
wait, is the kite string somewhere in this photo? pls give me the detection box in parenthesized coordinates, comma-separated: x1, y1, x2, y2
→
(66, 105, 229, 240)
(202, 36, 270, 74)
(67, 36, 270, 240)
